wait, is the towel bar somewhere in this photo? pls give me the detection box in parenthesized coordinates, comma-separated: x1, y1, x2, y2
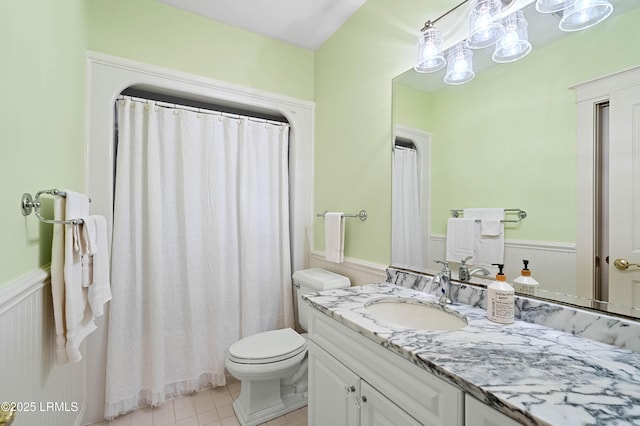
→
(316, 210, 368, 222)
(450, 208, 527, 223)
(21, 189, 85, 225)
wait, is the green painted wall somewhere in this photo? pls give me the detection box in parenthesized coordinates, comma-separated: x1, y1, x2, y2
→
(3, 0, 638, 286)
(2, 0, 314, 287)
(394, 6, 640, 243)
(85, 0, 314, 101)
(0, 0, 86, 285)
(392, 84, 431, 133)
(313, 0, 426, 264)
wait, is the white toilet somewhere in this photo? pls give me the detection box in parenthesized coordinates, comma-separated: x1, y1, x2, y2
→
(225, 268, 350, 426)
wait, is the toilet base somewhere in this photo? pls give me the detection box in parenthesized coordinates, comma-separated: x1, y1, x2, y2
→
(232, 379, 307, 426)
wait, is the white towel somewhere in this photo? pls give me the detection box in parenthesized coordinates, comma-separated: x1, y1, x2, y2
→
(463, 208, 504, 236)
(463, 208, 505, 266)
(62, 191, 97, 363)
(324, 212, 345, 263)
(50, 197, 68, 364)
(445, 218, 476, 263)
(81, 215, 112, 317)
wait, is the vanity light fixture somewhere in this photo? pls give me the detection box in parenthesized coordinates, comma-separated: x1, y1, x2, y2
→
(444, 43, 475, 85)
(492, 10, 532, 63)
(466, 0, 506, 49)
(535, 0, 613, 31)
(559, 0, 613, 31)
(413, 0, 471, 74)
(414, 0, 612, 85)
(415, 22, 446, 73)
(535, 0, 568, 13)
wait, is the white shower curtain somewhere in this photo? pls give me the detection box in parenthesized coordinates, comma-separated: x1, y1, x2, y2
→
(392, 147, 426, 270)
(105, 98, 293, 418)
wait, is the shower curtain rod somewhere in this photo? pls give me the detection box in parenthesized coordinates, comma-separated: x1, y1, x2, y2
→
(117, 95, 290, 127)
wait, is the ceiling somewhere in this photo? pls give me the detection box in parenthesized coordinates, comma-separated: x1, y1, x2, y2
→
(158, 0, 368, 51)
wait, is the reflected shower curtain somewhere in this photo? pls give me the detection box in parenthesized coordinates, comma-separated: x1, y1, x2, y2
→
(105, 98, 293, 418)
(392, 147, 426, 270)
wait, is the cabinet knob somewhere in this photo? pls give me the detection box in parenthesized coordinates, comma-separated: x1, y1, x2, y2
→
(355, 395, 367, 408)
(345, 385, 356, 397)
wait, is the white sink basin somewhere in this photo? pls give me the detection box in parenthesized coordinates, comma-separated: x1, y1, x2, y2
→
(364, 298, 468, 331)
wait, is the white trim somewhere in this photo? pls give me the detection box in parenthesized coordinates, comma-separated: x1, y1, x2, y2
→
(573, 65, 640, 299)
(309, 250, 387, 285)
(84, 50, 315, 424)
(86, 51, 314, 110)
(428, 234, 577, 295)
(0, 267, 49, 316)
(428, 234, 576, 252)
(571, 65, 640, 102)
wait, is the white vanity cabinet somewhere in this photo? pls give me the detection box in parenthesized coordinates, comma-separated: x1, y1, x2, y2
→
(308, 309, 464, 426)
(309, 341, 421, 426)
(465, 395, 522, 426)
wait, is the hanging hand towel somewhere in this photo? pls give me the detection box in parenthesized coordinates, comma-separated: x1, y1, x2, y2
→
(463, 208, 505, 266)
(81, 215, 112, 318)
(463, 208, 504, 236)
(50, 196, 69, 364)
(324, 212, 345, 263)
(63, 190, 97, 363)
(445, 218, 476, 263)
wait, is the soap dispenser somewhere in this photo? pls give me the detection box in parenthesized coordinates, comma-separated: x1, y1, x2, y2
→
(513, 259, 539, 296)
(487, 264, 514, 324)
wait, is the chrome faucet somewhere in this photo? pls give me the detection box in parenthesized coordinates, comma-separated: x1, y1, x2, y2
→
(469, 267, 492, 278)
(458, 256, 473, 282)
(434, 260, 453, 304)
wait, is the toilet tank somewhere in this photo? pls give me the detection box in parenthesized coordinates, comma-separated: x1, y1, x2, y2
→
(293, 268, 350, 331)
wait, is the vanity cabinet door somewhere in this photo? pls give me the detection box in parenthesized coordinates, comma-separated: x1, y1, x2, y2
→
(465, 394, 521, 426)
(360, 381, 421, 426)
(308, 340, 359, 426)
(309, 308, 463, 425)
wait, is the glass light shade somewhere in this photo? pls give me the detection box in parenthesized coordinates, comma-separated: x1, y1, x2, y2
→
(444, 44, 475, 85)
(414, 26, 446, 73)
(559, 0, 613, 31)
(492, 11, 532, 63)
(467, 0, 505, 49)
(535, 0, 569, 13)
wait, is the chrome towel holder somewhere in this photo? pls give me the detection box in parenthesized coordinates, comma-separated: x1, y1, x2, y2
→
(450, 208, 527, 223)
(316, 210, 368, 222)
(21, 189, 85, 225)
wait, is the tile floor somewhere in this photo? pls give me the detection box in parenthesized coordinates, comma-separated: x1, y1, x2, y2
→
(90, 379, 307, 426)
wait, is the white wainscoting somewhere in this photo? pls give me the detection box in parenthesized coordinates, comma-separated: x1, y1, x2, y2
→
(0, 268, 86, 426)
(429, 235, 577, 298)
(309, 251, 388, 286)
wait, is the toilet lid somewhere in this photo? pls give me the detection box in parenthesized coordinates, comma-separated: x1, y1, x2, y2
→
(228, 328, 306, 364)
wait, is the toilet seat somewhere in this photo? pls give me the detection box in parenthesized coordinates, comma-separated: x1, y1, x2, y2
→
(228, 328, 306, 365)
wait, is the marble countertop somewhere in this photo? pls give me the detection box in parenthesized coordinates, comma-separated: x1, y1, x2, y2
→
(304, 282, 640, 426)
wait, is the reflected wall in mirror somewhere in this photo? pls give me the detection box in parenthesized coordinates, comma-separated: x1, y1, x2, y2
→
(392, 0, 640, 318)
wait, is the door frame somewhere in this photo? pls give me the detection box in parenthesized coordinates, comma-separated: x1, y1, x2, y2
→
(83, 50, 314, 424)
(573, 65, 640, 302)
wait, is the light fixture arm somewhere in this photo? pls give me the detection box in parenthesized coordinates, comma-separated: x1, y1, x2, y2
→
(421, 0, 471, 32)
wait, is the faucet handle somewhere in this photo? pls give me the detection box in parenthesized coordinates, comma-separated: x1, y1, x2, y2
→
(459, 257, 472, 282)
(434, 260, 449, 269)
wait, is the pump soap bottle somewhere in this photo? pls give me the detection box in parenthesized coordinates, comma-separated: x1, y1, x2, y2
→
(513, 259, 539, 296)
(487, 264, 515, 324)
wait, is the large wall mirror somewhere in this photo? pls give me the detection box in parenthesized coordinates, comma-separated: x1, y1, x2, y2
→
(392, 0, 640, 318)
